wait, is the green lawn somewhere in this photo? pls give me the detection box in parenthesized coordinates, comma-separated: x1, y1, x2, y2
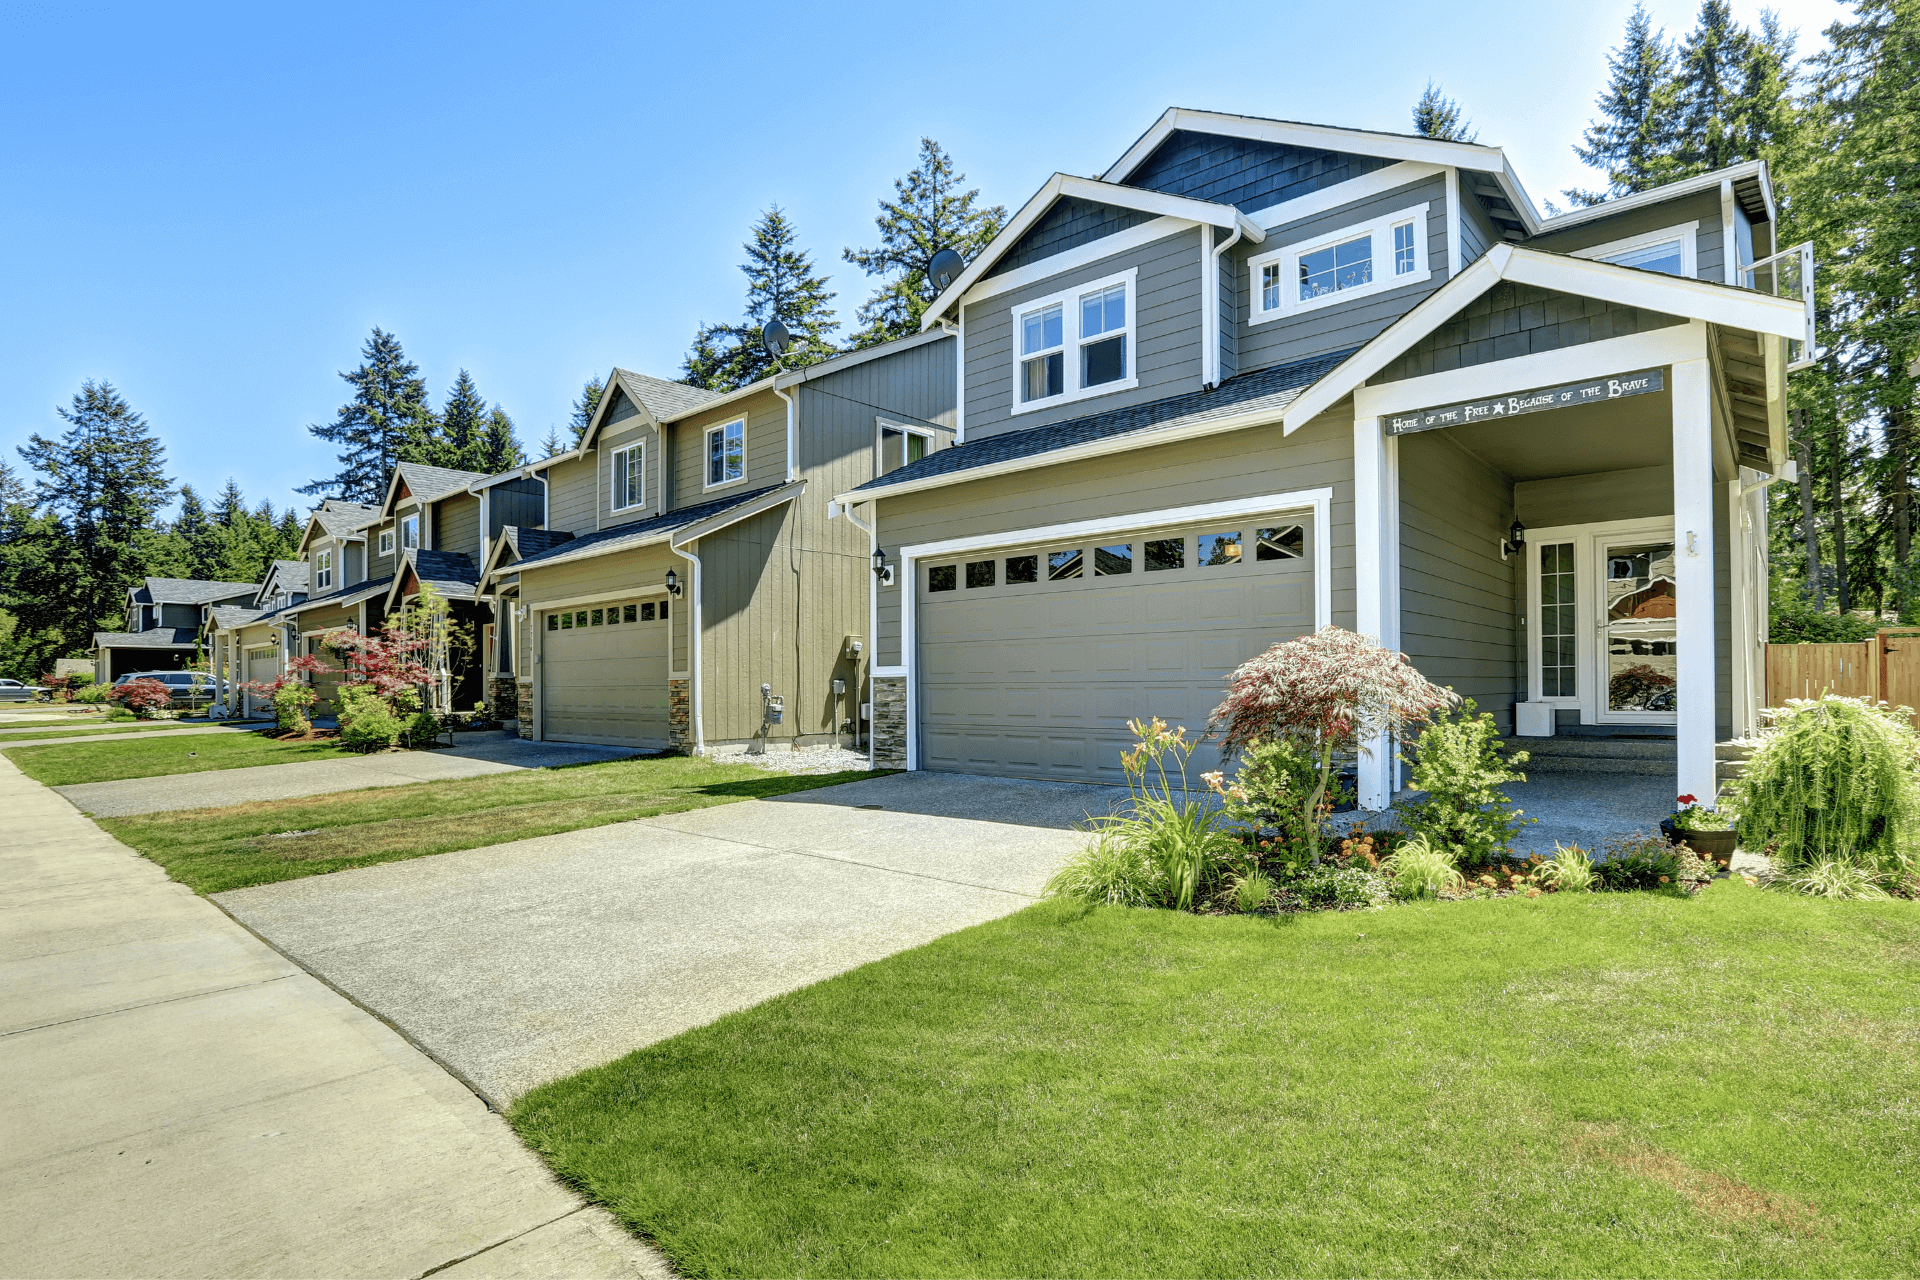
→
(511, 886, 1920, 1279)
(102, 755, 880, 894)
(0, 720, 199, 740)
(5, 730, 347, 785)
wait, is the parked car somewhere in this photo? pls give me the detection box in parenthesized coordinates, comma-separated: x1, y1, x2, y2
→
(112, 671, 215, 708)
(0, 678, 50, 702)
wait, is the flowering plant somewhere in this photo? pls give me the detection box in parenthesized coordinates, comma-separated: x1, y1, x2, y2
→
(1671, 793, 1733, 831)
(109, 677, 173, 718)
(240, 654, 331, 733)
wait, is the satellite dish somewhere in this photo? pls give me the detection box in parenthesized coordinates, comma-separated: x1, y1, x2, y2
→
(762, 318, 793, 357)
(927, 248, 965, 294)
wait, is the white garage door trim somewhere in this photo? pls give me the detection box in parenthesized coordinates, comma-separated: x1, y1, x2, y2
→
(895, 485, 1332, 771)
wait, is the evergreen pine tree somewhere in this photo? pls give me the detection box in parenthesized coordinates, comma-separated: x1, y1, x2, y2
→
(569, 376, 604, 445)
(1569, 4, 1679, 202)
(682, 207, 838, 390)
(1667, 0, 1746, 176)
(16, 381, 172, 643)
(276, 507, 303, 555)
(842, 139, 1008, 347)
(478, 406, 525, 472)
(539, 425, 565, 458)
(301, 328, 436, 502)
(212, 478, 248, 529)
(1412, 82, 1478, 142)
(172, 485, 220, 580)
(426, 370, 489, 471)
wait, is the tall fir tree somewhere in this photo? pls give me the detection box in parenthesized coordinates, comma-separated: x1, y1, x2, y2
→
(421, 369, 488, 472)
(842, 139, 1008, 347)
(276, 507, 303, 556)
(1667, 0, 1746, 176)
(1568, 4, 1678, 202)
(301, 328, 436, 502)
(538, 424, 565, 458)
(15, 381, 172, 643)
(568, 376, 604, 445)
(1411, 82, 1477, 142)
(683, 207, 838, 390)
(172, 485, 220, 580)
(478, 406, 525, 472)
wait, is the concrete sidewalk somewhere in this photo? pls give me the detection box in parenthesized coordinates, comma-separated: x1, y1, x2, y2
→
(54, 737, 644, 817)
(0, 723, 269, 750)
(0, 755, 664, 1279)
(215, 772, 1096, 1104)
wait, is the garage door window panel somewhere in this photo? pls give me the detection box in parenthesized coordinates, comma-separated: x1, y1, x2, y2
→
(1007, 555, 1039, 584)
(1257, 525, 1305, 560)
(1198, 531, 1243, 566)
(1145, 538, 1185, 571)
(1095, 544, 1133, 576)
(1048, 550, 1083, 580)
(928, 565, 958, 592)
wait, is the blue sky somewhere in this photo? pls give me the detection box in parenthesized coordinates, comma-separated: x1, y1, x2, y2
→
(0, 0, 1847, 516)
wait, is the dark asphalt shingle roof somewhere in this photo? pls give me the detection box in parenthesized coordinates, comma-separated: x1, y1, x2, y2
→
(92, 628, 199, 649)
(402, 549, 480, 600)
(265, 574, 395, 622)
(507, 527, 576, 561)
(141, 577, 258, 605)
(265, 559, 309, 590)
(512, 485, 789, 571)
(851, 349, 1356, 493)
(611, 368, 723, 423)
(395, 462, 490, 504)
(207, 605, 272, 631)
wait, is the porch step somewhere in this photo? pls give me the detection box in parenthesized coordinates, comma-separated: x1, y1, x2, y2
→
(1515, 736, 1674, 775)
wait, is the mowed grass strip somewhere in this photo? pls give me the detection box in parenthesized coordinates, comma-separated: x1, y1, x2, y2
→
(0, 721, 211, 741)
(511, 886, 1920, 1279)
(101, 755, 881, 894)
(5, 729, 347, 785)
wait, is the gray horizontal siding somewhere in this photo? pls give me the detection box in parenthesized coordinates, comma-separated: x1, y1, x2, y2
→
(1528, 189, 1725, 283)
(963, 225, 1204, 442)
(1370, 283, 1687, 384)
(1124, 129, 1394, 215)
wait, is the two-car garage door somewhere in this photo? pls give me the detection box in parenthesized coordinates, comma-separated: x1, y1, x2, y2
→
(917, 511, 1316, 784)
(542, 597, 671, 747)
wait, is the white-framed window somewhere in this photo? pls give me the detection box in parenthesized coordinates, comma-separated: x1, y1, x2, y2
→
(705, 419, 745, 488)
(1247, 203, 1431, 324)
(378, 528, 394, 556)
(878, 422, 932, 475)
(1572, 220, 1700, 279)
(315, 548, 333, 591)
(400, 514, 419, 550)
(611, 442, 645, 511)
(1008, 267, 1138, 414)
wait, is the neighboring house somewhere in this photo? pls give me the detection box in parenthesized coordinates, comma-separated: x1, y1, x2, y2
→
(92, 577, 258, 682)
(481, 336, 954, 750)
(203, 559, 309, 718)
(837, 107, 1809, 804)
(271, 499, 392, 713)
(377, 462, 494, 712)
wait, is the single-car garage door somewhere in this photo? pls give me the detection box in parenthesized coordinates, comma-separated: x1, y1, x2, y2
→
(541, 597, 671, 747)
(917, 512, 1315, 783)
(245, 646, 277, 715)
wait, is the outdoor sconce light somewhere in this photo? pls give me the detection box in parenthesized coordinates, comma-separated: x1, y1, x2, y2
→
(871, 546, 895, 587)
(1500, 519, 1526, 561)
(664, 569, 682, 597)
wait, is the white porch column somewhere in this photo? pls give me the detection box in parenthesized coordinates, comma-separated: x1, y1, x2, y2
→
(1353, 414, 1399, 810)
(1672, 357, 1718, 803)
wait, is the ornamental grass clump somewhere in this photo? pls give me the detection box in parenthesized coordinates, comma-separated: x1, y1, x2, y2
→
(1534, 842, 1596, 893)
(1208, 626, 1455, 861)
(1380, 833, 1463, 899)
(1729, 695, 1920, 877)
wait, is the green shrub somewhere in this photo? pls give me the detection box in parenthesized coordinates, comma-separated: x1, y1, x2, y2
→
(1594, 832, 1682, 892)
(1768, 583, 1881, 643)
(1232, 869, 1274, 913)
(1535, 843, 1595, 893)
(71, 683, 110, 704)
(1729, 695, 1920, 874)
(1398, 698, 1535, 863)
(337, 685, 402, 752)
(403, 710, 443, 746)
(1204, 737, 1351, 875)
(1046, 832, 1166, 908)
(272, 683, 316, 734)
(1297, 865, 1389, 909)
(1775, 859, 1892, 900)
(1381, 833, 1463, 899)
(106, 707, 137, 722)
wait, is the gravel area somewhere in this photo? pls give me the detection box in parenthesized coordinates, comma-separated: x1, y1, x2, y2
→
(704, 743, 877, 775)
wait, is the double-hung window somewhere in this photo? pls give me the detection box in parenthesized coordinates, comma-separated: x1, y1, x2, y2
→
(1010, 268, 1137, 414)
(1248, 204, 1430, 323)
(706, 419, 745, 488)
(611, 442, 644, 511)
(400, 514, 419, 550)
(315, 549, 333, 591)
(377, 528, 394, 556)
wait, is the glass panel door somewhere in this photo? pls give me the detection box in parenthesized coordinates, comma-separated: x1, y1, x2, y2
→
(1538, 543, 1577, 698)
(1601, 539, 1678, 717)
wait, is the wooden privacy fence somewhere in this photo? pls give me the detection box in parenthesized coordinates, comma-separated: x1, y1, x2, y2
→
(1765, 629, 1920, 721)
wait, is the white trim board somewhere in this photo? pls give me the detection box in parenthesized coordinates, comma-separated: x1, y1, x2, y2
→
(1247, 202, 1433, 324)
(1569, 220, 1700, 277)
(530, 586, 672, 614)
(959, 216, 1190, 307)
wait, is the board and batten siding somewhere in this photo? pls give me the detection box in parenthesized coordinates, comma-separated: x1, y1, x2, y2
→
(542, 453, 598, 535)
(436, 493, 481, 558)
(668, 395, 788, 512)
(872, 406, 1359, 667)
(518, 543, 689, 675)
(1233, 173, 1452, 375)
(1529, 190, 1726, 283)
(961, 225, 1205, 442)
(1396, 430, 1518, 719)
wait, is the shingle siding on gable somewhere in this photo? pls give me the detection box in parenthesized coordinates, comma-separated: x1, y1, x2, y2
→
(1369, 282, 1687, 385)
(1124, 130, 1394, 214)
(985, 198, 1161, 279)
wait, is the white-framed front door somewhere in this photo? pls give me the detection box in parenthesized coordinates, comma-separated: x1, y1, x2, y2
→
(1525, 516, 1678, 726)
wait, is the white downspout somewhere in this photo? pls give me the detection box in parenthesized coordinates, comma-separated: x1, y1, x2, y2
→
(838, 499, 880, 771)
(670, 539, 705, 754)
(1204, 222, 1243, 389)
(774, 380, 798, 482)
(950, 317, 965, 443)
(1720, 179, 1737, 284)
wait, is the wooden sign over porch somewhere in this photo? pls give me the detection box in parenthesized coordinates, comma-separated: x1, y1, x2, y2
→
(1384, 368, 1665, 436)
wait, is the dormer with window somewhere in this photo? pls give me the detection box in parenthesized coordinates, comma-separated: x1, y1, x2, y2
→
(314, 547, 334, 592)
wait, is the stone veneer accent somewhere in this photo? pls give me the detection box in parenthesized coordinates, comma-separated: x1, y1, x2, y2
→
(871, 675, 907, 769)
(515, 678, 533, 739)
(668, 678, 691, 754)
(490, 676, 518, 723)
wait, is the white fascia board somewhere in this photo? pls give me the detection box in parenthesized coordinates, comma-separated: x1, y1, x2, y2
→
(1103, 107, 1514, 185)
(832, 403, 1301, 507)
(1536, 161, 1770, 234)
(1241, 161, 1445, 232)
(959, 217, 1191, 307)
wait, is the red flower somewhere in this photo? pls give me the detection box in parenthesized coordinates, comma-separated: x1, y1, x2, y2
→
(1676, 794, 1696, 806)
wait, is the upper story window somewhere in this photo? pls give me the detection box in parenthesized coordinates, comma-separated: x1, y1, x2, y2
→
(315, 549, 333, 591)
(1575, 221, 1698, 278)
(879, 423, 931, 475)
(1248, 203, 1430, 324)
(400, 514, 419, 550)
(706, 419, 745, 488)
(1010, 267, 1138, 415)
(378, 528, 394, 556)
(612, 443, 645, 511)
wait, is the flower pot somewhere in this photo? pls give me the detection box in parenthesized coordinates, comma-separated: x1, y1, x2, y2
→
(1660, 819, 1737, 860)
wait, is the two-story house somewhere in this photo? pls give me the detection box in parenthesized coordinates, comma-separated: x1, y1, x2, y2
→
(375, 462, 495, 712)
(481, 332, 955, 751)
(92, 576, 258, 683)
(838, 107, 1811, 806)
(204, 559, 309, 718)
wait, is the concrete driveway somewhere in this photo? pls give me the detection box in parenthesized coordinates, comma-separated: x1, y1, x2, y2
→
(215, 772, 1114, 1105)
(54, 736, 643, 817)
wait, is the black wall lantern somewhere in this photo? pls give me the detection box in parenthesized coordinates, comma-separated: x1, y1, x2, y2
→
(871, 546, 895, 587)
(1501, 519, 1527, 560)
(664, 568, 681, 597)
